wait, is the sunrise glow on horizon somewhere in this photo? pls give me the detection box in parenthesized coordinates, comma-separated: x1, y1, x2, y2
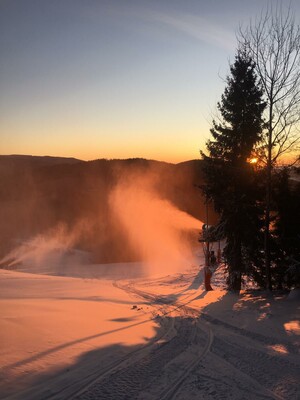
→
(1, 0, 300, 163)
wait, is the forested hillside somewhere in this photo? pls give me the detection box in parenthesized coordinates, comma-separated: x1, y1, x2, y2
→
(0, 156, 216, 263)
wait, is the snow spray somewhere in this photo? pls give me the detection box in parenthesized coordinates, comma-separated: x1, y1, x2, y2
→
(0, 222, 90, 271)
(109, 172, 203, 275)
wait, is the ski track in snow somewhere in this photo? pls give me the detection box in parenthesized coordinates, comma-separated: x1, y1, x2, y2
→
(68, 277, 300, 400)
(2, 270, 299, 400)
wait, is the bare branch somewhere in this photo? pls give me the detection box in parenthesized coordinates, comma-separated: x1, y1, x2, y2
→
(238, 5, 300, 164)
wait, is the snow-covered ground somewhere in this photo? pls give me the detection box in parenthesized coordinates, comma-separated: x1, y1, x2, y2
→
(0, 261, 299, 400)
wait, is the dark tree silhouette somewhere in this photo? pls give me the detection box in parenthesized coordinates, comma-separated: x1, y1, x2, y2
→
(272, 168, 300, 289)
(239, 5, 300, 290)
(201, 50, 266, 291)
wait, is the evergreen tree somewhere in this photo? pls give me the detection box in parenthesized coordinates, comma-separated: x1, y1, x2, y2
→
(201, 50, 266, 291)
(239, 7, 300, 290)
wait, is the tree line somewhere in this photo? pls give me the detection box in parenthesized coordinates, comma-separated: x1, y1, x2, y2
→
(201, 5, 300, 291)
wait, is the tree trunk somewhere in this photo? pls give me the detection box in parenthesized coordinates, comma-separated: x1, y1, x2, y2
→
(228, 238, 242, 291)
(265, 106, 273, 291)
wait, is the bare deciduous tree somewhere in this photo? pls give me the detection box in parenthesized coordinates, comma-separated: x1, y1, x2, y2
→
(238, 4, 300, 290)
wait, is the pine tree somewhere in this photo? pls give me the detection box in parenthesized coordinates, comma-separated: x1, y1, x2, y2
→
(201, 50, 266, 291)
(239, 6, 300, 290)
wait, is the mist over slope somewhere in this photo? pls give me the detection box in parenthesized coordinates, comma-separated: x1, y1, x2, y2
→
(0, 156, 217, 264)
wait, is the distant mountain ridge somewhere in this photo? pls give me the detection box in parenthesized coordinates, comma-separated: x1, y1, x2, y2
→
(0, 154, 201, 166)
(0, 154, 82, 166)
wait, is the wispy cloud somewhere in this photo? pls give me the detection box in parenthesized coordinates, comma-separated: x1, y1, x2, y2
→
(149, 11, 236, 51)
(81, 3, 236, 52)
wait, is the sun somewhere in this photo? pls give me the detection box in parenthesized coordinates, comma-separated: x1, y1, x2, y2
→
(249, 157, 258, 164)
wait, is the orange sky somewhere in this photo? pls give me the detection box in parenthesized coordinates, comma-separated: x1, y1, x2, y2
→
(1, 1, 299, 163)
